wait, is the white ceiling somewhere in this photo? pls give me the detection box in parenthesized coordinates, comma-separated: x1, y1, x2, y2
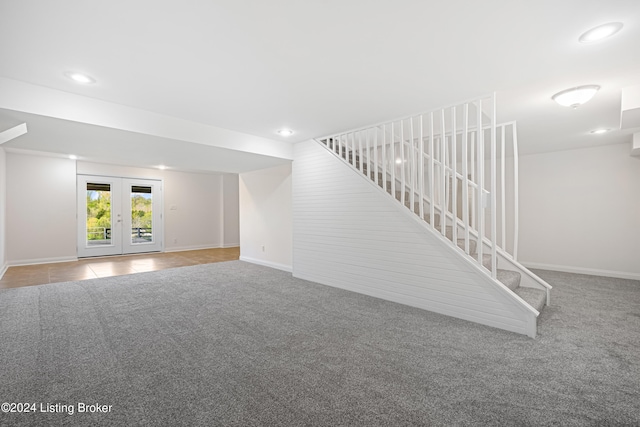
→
(1, 0, 639, 172)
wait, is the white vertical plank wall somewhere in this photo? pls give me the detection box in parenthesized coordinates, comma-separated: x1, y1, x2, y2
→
(292, 140, 536, 337)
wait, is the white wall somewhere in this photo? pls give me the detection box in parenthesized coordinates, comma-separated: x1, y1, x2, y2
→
(0, 147, 7, 276)
(3, 154, 240, 265)
(222, 174, 240, 247)
(518, 142, 640, 279)
(6, 152, 77, 264)
(239, 163, 292, 271)
(162, 169, 222, 251)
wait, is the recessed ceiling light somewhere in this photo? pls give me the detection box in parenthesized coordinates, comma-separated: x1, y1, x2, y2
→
(579, 22, 623, 43)
(552, 85, 600, 108)
(65, 71, 96, 84)
(69, 154, 78, 160)
(277, 129, 294, 137)
(590, 128, 610, 134)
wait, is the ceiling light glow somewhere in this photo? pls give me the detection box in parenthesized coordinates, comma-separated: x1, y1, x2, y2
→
(69, 154, 78, 160)
(579, 22, 623, 43)
(65, 71, 96, 84)
(552, 85, 600, 108)
(590, 128, 610, 134)
(158, 165, 167, 170)
(277, 129, 294, 137)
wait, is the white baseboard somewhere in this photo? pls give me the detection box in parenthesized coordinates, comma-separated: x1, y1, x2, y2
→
(165, 244, 226, 253)
(522, 262, 640, 281)
(0, 263, 7, 280)
(239, 256, 292, 273)
(8, 256, 78, 267)
(221, 243, 240, 248)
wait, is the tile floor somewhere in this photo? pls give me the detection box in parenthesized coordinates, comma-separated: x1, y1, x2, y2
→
(0, 247, 240, 289)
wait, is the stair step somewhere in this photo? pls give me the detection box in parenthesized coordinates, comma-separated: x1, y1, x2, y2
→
(496, 269, 521, 291)
(455, 238, 477, 255)
(514, 287, 547, 313)
(435, 225, 453, 238)
(404, 200, 422, 214)
(436, 226, 474, 246)
(424, 213, 440, 228)
(370, 172, 385, 182)
(394, 191, 411, 201)
(482, 254, 492, 269)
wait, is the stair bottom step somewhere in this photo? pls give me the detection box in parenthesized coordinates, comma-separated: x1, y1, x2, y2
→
(514, 287, 546, 313)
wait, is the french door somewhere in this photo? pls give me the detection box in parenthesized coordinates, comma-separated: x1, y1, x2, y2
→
(77, 175, 163, 257)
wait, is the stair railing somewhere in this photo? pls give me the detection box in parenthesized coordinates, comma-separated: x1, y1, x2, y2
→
(316, 94, 520, 279)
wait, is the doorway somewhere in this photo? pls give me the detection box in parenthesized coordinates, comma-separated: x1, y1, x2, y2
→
(77, 175, 163, 257)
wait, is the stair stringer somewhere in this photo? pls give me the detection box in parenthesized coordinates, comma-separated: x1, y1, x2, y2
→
(293, 140, 539, 337)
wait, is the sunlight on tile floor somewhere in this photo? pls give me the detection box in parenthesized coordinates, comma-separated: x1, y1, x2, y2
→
(0, 247, 240, 289)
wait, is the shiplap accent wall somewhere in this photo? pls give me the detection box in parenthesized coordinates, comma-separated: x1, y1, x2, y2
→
(293, 140, 536, 337)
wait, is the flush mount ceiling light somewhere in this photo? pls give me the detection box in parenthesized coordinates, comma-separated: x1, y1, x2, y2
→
(590, 128, 610, 134)
(69, 154, 78, 160)
(551, 85, 600, 108)
(64, 71, 96, 84)
(579, 22, 623, 43)
(158, 165, 167, 170)
(277, 129, 294, 137)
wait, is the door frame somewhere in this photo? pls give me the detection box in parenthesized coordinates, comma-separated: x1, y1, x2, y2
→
(77, 174, 164, 258)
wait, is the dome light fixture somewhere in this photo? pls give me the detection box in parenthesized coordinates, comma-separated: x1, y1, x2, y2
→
(64, 71, 96, 84)
(552, 85, 600, 108)
(277, 129, 294, 137)
(579, 22, 623, 43)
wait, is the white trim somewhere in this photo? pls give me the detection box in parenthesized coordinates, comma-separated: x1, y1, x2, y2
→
(0, 263, 8, 280)
(239, 256, 292, 273)
(164, 244, 228, 253)
(164, 244, 239, 253)
(3, 147, 73, 159)
(522, 262, 640, 281)
(8, 256, 78, 267)
(77, 171, 164, 181)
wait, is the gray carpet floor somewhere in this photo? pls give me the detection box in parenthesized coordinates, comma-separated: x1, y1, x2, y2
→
(0, 261, 638, 426)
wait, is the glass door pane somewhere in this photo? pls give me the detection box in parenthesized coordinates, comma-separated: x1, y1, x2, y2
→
(122, 178, 163, 254)
(130, 185, 153, 244)
(86, 182, 112, 246)
(77, 175, 122, 258)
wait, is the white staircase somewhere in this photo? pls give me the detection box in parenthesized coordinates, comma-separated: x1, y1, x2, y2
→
(306, 93, 551, 337)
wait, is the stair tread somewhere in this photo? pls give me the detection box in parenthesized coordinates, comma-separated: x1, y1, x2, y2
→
(454, 238, 477, 255)
(482, 254, 492, 269)
(514, 287, 547, 313)
(496, 269, 521, 291)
